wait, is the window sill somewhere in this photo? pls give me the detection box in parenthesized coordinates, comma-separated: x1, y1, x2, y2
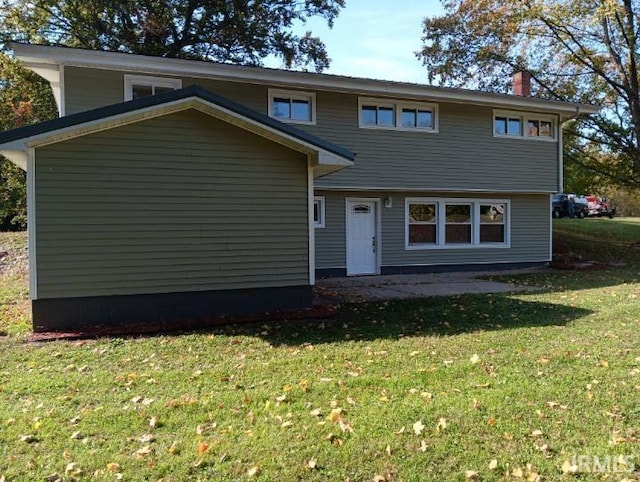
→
(405, 243, 510, 250)
(493, 134, 556, 142)
(359, 124, 438, 134)
(272, 117, 316, 126)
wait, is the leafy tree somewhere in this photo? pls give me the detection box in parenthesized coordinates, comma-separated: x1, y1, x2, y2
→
(1, 0, 345, 71)
(0, 0, 344, 230)
(0, 54, 57, 231)
(419, 0, 640, 191)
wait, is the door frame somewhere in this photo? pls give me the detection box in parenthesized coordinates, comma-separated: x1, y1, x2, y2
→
(345, 197, 382, 276)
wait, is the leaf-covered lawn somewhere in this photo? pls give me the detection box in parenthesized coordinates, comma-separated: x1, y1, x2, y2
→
(1, 220, 640, 481)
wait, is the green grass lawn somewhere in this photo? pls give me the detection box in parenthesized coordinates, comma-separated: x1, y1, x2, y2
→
(1, 220, 640, 481)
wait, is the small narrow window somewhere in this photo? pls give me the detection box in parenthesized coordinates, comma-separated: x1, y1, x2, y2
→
(480, 204, 506, 243)
(401, 108, 434, 129)
(124, 75, 181, 101)
(269, 89, 316, 124)
(359, 98, 438, 132)
(445, 204, 472, 244)
(408, 202, 437, 246)
(314, 196, 325, 228)
(494, 110, 555, 140)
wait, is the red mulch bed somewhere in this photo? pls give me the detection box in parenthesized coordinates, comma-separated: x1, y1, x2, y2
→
(26, 303, 339, 342)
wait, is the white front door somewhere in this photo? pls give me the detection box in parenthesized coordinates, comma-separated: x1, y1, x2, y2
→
(346, 200, 378, 275)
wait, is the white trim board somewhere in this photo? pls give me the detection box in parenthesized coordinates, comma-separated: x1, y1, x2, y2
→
(314, 186, 556, 194)
(27, 148, 37, 300)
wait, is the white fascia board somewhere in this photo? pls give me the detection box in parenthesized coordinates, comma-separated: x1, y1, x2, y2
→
(0, 150, 28, 170)
(13, 44, 600, 116)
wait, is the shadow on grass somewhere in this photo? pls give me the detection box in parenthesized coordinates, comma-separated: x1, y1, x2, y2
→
(207, 293, 593, 347)
(485, 266, 640, 294)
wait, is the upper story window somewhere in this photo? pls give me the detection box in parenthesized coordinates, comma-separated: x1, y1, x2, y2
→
(268, 89, 316, 124)
(359, 97, 438, 132)
(406, 198, 509, 249)
(124, 75, 182, 101)
(493, 110, 556, 141)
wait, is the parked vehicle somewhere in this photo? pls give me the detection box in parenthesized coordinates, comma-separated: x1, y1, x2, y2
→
(585, 195, 616, 218)
(552, 194, 588, 218)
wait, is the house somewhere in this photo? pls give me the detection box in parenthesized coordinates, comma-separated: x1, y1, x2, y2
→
(0, 44, 599, 332)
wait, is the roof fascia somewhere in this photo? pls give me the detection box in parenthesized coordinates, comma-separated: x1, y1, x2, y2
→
(13, 43, 600, 116)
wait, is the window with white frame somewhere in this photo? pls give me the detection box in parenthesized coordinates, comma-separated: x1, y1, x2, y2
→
(359, 97, 437, 132)
(313, 196, 325, 228)
(406, 198, 509, 249)
(124, 75, 182, 101)
(493, 110, 556, 140)
(269, 89, 316, 124)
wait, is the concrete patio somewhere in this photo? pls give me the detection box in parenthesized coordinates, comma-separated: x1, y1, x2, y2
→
(314, 269, 543, 305)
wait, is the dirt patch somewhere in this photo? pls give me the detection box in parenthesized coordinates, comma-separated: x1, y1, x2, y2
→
(0, 231, 28, 278)
(550, 253, 607, 270)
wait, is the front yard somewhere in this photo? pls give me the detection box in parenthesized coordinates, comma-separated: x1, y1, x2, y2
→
(1, 219, 640, 481)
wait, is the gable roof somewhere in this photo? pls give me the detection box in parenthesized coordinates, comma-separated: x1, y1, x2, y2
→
(13, 43, 600, 117)
(0, 85, 355, 175)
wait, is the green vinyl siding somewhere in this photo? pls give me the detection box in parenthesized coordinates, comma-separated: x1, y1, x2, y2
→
(35, 109, 309, 299)
(315, 191, 550, 270)
(63, 67, 560, 193)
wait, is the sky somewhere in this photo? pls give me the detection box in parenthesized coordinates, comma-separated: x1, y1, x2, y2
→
(265, 0, 445, 84)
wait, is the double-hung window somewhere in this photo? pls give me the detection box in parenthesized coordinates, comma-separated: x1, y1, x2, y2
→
(359, 98, 438, 132)
(124, 75, 182, 101)
(406, 198, 509, 249)
(268, 89, 316, 124)
(494, 110, 556, 140)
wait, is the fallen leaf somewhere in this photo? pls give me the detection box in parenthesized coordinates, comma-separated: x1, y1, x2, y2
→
(106, 463, 120, 472)
(168, 441, 179, 454)
(197, 442, 210, 456)
(436, 418, 447, 432)
(309, 408, 322, 417)
(512, 466, 523, 478)
(373, 476, 386, 482)
(561, 459, 578, 474)
(465, 470, 479, 480)
(489, 459, 498, 469)
(413, 420, 425, 435)
(247, 466, 260, 477)
(276, 394, 287, 402)
(470, 354, 480, 365)
(149, 416, 158, 428)
(328, 408, 343, 423)
(139, 433, 155, 443)
(305, 458, 317, 470)
(133, 445, 152, 459)
(530, 429, 543, 437)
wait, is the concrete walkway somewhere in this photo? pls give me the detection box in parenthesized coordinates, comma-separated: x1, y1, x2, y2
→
(314, 269, 542, 304)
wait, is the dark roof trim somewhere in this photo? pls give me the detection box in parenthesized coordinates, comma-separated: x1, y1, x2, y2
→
(0, 85, 355, 161)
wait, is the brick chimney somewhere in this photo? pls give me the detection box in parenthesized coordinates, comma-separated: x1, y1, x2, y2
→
(512, 71, 531, 97)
